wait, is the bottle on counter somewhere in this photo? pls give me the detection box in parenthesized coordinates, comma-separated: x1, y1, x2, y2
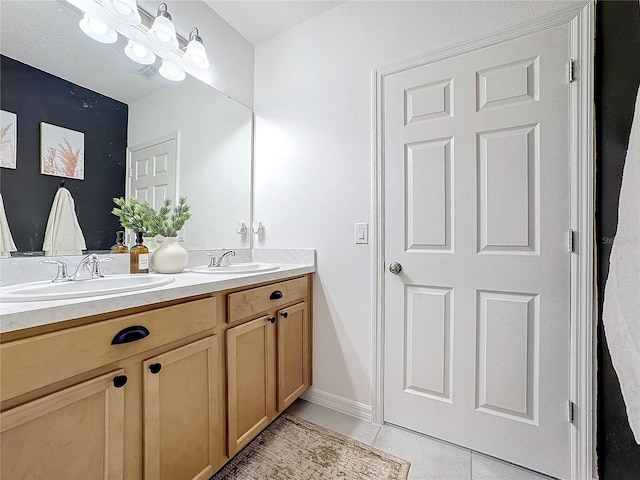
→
(130, 231, 149, 274)
(110, 231, 129, 254)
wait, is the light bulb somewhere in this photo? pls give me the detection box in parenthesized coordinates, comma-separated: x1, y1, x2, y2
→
(103, 0, 141, 25)
(159, 60, 185, 81)
(148, 4, 178, 50)
(124, 40, 156, 65)
(79, 14, 118, 44)
(183, 29, 209, 70)
(113, 1, 132, 15)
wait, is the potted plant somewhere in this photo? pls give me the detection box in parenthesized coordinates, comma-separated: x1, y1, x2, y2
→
(112, 197, 192, 273)
(144, 197, 191, 238)
(111, 197, 155, 236)
(144, 197, 191, 274)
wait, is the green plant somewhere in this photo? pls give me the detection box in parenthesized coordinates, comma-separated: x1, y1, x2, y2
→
(145, 197, 191, 237)
(112, 197, 158, 235)
(112, 197, 191, 238)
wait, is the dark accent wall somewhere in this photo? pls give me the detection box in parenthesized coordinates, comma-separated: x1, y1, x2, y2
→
(0, 55, 127, 253)
(596, 1, 640, 479)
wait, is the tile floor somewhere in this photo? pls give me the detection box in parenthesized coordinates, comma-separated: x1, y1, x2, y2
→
(286, 399, 556, 480)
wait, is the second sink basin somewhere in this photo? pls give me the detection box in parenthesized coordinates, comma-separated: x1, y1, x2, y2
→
(0, 274, 175, 302)
(191, 262, 279, 274)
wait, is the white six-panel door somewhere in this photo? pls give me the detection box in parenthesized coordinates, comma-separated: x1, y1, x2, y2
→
(129, 137, 177, 211)
(383, 24, 572, 479)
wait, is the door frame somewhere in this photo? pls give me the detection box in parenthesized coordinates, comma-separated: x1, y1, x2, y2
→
(371, 3, 595, 479)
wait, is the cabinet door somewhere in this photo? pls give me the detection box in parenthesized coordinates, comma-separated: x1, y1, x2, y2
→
(0, 369, 126, 480)
(143, 336, 220, 480)
(226, 315, 276, 456)
(277, 301, 311, 411)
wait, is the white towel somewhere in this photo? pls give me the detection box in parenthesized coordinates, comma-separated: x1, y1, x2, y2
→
(0, 193, 17, 257)
(602, 85, 640, 445)
(42, 187, 86, 256)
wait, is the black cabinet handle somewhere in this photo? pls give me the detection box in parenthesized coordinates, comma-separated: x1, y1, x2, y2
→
(280, 311, 288, 319)
(149, 363, 162, 374)
(111, 326, 150, 345)
(270, 290, 283, 300)
(268, 316, 276, 324)
(113, 375, 128, 388)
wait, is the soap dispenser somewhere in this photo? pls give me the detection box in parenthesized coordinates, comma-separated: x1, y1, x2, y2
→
(110, 231, 129, 254)
(130, 232, 149, 274)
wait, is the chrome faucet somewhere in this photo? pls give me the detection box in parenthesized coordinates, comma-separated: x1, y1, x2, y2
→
(207, 250, 236, 267)
(71, 254, 101, 281)
(40, 254, 113, 282)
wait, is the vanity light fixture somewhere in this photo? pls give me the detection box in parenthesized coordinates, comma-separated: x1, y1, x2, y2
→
(148, 3, 179, 50)
(103, 0, 141, 25)
(124, 40, 156, 65)
(79, 13, 118, 44)
(183, 28, 209, 70)
(159, 59, 186, 81)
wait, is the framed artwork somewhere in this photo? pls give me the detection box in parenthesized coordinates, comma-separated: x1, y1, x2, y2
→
(40, 122, 85, 180)
(0, 110, 17, 169)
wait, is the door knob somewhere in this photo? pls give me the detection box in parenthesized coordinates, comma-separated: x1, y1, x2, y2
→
(388, 262, 402, 274)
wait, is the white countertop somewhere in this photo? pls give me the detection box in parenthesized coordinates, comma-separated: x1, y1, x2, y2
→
(1, 255, 315, 334)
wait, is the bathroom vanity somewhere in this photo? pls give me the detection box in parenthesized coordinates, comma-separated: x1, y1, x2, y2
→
(0, 262, 314, 480)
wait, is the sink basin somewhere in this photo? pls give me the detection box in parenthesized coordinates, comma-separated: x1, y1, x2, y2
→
(191, 262, 279, 275)
(0, 274, 175, 302)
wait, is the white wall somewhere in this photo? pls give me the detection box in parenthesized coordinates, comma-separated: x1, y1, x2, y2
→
(129, 75, 252, 251)
(253, 1, 586, 412)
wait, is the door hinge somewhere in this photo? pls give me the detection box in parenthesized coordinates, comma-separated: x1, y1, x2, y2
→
(568, 230, 575, 253)
(568, 400, 577, 424)
(128, 167, 133, 178)
(568, 59, 576, 83)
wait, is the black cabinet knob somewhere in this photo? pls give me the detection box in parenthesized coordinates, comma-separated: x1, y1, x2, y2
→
(270, 290, 283, 300)
(280, 311, 289, 319)
(113, 375, 128, 388)
(268, 316, 276, 324)
(149, 363, 162, 374)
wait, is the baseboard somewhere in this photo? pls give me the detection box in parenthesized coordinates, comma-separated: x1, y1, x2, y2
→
(301, 387, 373, 423)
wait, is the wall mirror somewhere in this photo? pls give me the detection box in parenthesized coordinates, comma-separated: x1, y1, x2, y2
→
(0, 0, 252, 255)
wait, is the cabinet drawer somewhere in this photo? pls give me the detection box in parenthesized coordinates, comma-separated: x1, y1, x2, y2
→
(228, 277, 308, 323)
(1, 296, 217, 403)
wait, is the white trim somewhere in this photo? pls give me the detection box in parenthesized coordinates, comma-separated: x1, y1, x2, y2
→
(569, 3, 596, 479)
(301, 387, 372, 422)
(372, 3, 594, 479)
(128, 131, 179, 153)
(371, 67, 385, 426)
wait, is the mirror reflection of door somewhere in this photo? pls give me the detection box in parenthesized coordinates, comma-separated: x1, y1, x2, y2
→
(128, 135, 178, 242)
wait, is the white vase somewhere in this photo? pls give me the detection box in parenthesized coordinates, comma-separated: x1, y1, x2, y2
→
(142, 236, 159, 253)
(151, 237, 188, 274)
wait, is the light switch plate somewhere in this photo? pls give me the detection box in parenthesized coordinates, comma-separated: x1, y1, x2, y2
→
(355, 222, 368, 244)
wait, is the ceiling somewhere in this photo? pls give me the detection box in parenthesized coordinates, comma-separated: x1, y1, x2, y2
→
(0, 0, 344, 105)
(204, 1, 344, 45)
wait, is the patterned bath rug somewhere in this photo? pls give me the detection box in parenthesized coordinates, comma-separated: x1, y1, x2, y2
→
(211, 414, 411, 479)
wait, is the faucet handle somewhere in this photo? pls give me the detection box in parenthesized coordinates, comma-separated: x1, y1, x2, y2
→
(205, 253, 216, 267)
(39, 259, 70, 282)
(93, 256, 114, 277)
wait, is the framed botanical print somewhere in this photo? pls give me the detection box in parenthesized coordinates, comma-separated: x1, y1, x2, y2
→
(40, 122, 85, 180)
(0, 110, 17, 169)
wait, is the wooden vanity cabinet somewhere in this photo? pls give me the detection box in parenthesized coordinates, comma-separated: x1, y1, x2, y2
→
(143, 336, 221, 480)
(0, 369, 127, 480)
(0, 274, 313, 479)
(0, 295, 222, 480)
(226, 276, 311, 456)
